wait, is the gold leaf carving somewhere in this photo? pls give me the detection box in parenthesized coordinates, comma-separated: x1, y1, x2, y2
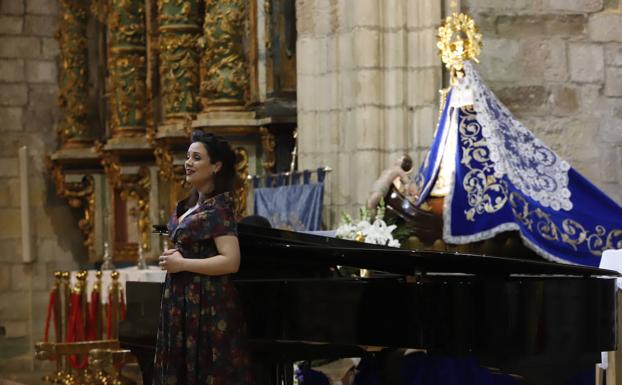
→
(260, 126, 275, 172)
(200, 0, 249, 109)
(108, 0, 148, 137)
(158, 0, 201, 121)
(233, 147, 249, 219)
(57, 0, 89, 146)
(437, 12, 482, 82)
(49, 164, 96, 259)
(154, 144, 188, 187)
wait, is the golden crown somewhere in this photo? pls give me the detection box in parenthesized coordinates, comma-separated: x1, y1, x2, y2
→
(437, 12, 482, 81)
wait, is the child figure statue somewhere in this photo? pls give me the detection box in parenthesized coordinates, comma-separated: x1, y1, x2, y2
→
(366, 154, 415, 213)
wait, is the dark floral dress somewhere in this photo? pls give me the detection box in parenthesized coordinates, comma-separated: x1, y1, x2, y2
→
(153, 192, 253, 385)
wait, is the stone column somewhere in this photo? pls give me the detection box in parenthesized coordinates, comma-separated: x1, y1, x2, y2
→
(199, 0, 250, 111)
(296, 0, 442, 226)
(407, 0, 443, 167)
(346, 0, 383, 210)
(107, 0, 147, 138)
(57, 0, 90, 148)
(158, 0, 201, 123)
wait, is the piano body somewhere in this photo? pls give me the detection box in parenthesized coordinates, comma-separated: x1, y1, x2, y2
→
(120, 223, 619, 385)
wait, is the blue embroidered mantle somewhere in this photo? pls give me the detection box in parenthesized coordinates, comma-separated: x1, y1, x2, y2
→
(413, 62, 622, 266)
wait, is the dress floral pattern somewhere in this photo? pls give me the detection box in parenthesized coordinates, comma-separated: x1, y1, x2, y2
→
(153, 192, 253, 385)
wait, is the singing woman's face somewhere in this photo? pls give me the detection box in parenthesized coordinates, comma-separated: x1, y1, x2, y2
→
(185, 142, 221, 193)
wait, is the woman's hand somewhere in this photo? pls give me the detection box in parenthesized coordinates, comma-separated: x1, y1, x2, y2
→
(158, 249, 186, 273)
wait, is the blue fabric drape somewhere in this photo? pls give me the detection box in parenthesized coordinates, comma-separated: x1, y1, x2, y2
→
(253, 172, 324, 231)
(399, 354, 519, 385)
(414, 88, 454, 207)
(414, 101, 622, 266)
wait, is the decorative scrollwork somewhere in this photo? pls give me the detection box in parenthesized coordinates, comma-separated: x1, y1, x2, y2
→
(108, 0, 147, 137)
(57, 0, 89, 147)
(109, 0, 146, 47)
(458, 106, 508, 221)
(49, 164, 96, 259)
(260, 126, 275, 172)
(154, 145, 174, 181)
(509, 192, 621, 256)
(465, 62, 572, 211)
(108, 53, 147, 136)
(233, 147, 249, 219)
(89, 348, 137, 385)
(95, 142, 121, 190)
(560, 219, 588, 248)
(154, 144, 189, 187)
(158, 0, 201, 121)
(160, 33, 201, 120)
(453, 104, 617, 258)
(200, 0, 249, 109)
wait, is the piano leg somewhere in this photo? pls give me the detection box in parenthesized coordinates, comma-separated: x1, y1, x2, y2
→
(277, 362, 294, 385)
(126, 345, 155, 385)
(251, 356, 290, 385)
(374, 349, 405, 385)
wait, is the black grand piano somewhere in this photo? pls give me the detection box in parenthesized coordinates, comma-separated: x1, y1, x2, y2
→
(120, 223, 619, 385)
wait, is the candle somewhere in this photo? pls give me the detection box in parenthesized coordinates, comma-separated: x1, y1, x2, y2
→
(19, 146, 34, 263)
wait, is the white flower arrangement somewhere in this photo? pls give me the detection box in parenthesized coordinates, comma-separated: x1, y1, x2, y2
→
(335, 198, 401, 248)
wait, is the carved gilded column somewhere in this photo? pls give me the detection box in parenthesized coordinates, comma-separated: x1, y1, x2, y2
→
(200, 0, 250, 110)
(107, 0, 148, 138)
(158, 0, 202, 122)
(260, 126, 276, 172)
(233, 147, 249, 219)
(57, 0, 90, 148)
(154, 145, 188, 186)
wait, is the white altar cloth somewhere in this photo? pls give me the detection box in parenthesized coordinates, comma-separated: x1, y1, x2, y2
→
(69, 266, 166, 303)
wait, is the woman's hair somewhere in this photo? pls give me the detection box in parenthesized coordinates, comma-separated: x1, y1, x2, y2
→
(239, 215, 272, 228)
(181, 130, 238, 212)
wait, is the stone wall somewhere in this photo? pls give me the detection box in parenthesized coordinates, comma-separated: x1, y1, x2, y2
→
(463, 0, 622, 204)
(0, 0, 82, 376)
(296, 0, 442, 226)
(296, 0, 622, 227)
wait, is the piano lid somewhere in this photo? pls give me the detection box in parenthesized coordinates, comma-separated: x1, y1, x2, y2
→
(237, 223, 620, 278)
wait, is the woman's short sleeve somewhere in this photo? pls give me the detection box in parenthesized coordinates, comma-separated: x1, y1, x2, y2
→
(209, 201, 238, 238)
(181, 193, 238, 243)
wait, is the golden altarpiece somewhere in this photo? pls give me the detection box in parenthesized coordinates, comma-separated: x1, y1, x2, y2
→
(48, 0, 298, 264)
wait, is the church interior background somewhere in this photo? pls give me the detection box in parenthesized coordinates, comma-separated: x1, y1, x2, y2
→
(1, 0, 622, 382)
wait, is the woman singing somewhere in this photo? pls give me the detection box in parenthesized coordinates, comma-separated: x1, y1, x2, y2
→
(153, 131, 253, 385)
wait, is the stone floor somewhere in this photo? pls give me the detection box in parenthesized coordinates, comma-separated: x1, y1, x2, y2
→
(0, 373, 47, 385)
(0, 365, 142, 385)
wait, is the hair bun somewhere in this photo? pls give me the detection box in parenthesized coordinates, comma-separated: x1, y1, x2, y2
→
(191, 130, 213, 143)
